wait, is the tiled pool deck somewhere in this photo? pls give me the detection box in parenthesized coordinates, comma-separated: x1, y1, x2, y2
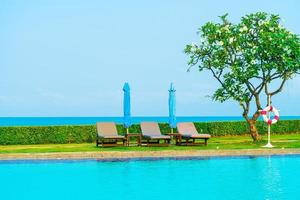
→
(1, 149, 300, 161)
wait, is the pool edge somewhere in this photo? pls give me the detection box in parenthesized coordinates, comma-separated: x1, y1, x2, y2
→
(1, 149, 300, 161)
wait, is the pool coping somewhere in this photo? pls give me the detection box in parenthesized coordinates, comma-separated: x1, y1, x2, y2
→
(1, 149, 300, 161)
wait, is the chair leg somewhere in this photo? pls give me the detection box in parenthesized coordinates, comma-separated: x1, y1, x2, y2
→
(177, 136, 182, 145)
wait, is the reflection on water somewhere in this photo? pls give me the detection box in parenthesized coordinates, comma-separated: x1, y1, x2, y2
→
(261, 156, 283, 199)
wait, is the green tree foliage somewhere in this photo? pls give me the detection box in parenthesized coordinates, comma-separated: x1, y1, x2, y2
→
(185, 12, 300, 141)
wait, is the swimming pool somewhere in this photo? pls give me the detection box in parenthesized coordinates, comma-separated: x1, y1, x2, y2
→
(1, 156, 299, 200)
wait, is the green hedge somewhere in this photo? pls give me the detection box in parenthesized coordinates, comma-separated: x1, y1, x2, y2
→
(0, 120, 299, 145)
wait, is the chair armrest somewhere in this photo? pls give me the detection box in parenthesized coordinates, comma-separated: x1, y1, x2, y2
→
(126, 133, 141, 136)
(166, 133, 180, 136)
(96, 135, 104, 139)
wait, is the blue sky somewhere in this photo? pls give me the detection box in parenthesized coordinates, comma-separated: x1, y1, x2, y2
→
(0, 0, 299, 117)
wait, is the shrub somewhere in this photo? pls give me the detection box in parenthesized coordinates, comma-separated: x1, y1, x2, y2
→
(0, 120, 299, 145)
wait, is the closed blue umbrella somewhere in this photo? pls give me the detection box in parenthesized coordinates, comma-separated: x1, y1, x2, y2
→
(168, 83, 176, 133)
(123, 82, 131, 134)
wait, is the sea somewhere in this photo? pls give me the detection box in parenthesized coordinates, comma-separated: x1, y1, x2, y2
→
(0, 116, 299, 126)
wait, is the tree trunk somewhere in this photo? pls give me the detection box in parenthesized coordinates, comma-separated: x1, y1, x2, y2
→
(247, 120, 261, 142)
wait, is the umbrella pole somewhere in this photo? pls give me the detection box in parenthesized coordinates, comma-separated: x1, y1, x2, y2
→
(171, 128, 173, 134)
(126, 128, 129, 135)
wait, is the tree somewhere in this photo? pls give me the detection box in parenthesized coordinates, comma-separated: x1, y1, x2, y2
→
(184, 12, 300, 141)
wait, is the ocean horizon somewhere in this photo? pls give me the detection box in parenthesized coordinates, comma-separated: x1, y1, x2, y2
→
(0, 116, 299, 126)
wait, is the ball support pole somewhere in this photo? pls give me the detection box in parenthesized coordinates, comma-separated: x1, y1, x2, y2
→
(263, 121, 274, 148)
(263, 95, 274, 148)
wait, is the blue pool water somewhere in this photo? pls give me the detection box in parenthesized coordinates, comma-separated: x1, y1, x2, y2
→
(0, 156, 300, 200)
(0, 116, 299, 126)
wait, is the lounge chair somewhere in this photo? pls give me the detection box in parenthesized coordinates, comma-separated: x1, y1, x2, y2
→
(177, 122, 211, 146)
(96, 122, 126, 147)
(140, 122, 171, 146)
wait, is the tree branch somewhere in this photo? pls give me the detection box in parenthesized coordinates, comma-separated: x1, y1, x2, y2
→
(209, 68, 225, 87)
(270, 78, 287, 96)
